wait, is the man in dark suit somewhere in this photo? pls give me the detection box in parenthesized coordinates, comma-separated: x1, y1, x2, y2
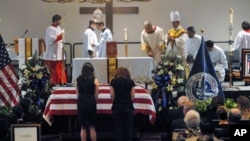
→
(165, 96, 189, 132)
(167, 101, 196, 141)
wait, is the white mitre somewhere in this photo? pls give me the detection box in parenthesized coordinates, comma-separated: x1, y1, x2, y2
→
(170, 10, 180, 22)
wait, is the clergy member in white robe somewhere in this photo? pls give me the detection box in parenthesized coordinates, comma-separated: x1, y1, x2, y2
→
(206, 40, 228, 82)
(83, 19, 99, 58)
(141, 20, 165, 66)
(165, 11, 186, 60)
(43, 14, 67, 85)
(184, 26, 202, 71)
(96, 21, 113, 58)
(233, 21, 250, 63)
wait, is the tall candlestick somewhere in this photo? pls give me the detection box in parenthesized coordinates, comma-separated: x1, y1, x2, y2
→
(229, 8, 233, 52)
(229, 8, 233, 25)
(124, 28, 128, 41)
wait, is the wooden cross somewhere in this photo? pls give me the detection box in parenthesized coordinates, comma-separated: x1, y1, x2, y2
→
(79, 1, 139, 32)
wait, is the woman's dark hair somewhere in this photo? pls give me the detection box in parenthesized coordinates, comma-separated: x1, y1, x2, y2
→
(115, 67, 131, 78)
(210, 96, 224, 110)
(236, 95, 250, 112)
(81, 62, 95, 80)
(217, 106, 228, 120)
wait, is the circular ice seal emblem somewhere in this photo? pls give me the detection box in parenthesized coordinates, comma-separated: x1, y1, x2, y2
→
(185, 72, 219, 101)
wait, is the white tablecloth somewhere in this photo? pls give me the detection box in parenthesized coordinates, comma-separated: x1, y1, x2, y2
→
(72, 57, 154, 84)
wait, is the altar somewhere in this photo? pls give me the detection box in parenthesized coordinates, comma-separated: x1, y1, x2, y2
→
(72, 57, 154, 84)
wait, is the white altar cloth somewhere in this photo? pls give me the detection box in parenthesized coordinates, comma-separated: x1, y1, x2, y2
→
(72, 57, 154, 84)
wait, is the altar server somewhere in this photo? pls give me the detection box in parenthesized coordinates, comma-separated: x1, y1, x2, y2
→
(83, 19, 99, 58)
(206, 40, 228, 83)
(43, 14, 67, 86)
(96, 21, 113, 58)
(184, 26, 202, 70)
(233, 21, 250, 63)
(141, 20, 165, 66)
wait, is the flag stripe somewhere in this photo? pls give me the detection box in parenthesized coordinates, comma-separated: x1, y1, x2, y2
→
(0, 65, 19, 106)
(0, 34, 20, 106)
(0, 85, 11, 106)
(5, 64, 20, 96)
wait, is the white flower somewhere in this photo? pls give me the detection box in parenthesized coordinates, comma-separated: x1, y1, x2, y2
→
(176, 64, 184, 70)
(176, 55, 182, 59)
(157, 69, 164, 75)
(18, 77, 24, 86)
(21, 91, 27, 97)
(168, 71, 173, 78)
(177, 78, 184, 83)
(20, 64, 27, 70)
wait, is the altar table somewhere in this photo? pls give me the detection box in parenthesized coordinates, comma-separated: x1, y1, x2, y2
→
(72, 57, 154, 84)
(43, 85, 156, 126)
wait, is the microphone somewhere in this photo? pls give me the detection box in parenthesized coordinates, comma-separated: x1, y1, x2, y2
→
(21, 29, 28, 38)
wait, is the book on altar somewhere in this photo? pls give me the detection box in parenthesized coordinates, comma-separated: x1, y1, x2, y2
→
(106, 41, 117, 58)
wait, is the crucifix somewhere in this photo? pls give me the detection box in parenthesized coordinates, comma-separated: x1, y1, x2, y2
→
(79, 1, 139, 33)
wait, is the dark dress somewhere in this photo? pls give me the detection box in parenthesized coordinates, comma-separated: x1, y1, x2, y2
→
(110, 77, 135, 141)
(77, 76, 97, 128)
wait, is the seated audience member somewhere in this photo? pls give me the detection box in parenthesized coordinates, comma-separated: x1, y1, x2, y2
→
(236, 95, 250, 120)
(0, 117, 10, 141)
(183, 110, 201, 141)
(215, 108, 241, 140)
(199, 117, 223, 141)
(169, 101, 196, 140)
(216, 106, 228, 125)
(228, 108, 242, 124)
(202, 96, 224, 119)
(165, 96, 189, 132)
(20, 98, 39, 123)
(7, 105, 24, 125)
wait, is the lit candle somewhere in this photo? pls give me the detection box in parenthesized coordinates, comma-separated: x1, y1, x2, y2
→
(229, 8, 233, 25)
(124, 28, 128, 41)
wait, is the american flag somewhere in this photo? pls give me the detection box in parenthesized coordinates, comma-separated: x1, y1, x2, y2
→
(0, 34, 20, 106)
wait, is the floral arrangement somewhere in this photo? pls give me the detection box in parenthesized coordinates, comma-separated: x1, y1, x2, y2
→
(151, 55, 185, 91)
(18, 52, 51, 114)
(194, 98, 237, 112)
(150, 54, 186, 112)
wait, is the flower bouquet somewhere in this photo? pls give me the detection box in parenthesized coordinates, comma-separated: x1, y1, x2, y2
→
(18, 52, 51, 114)
(150, 54, 186, 112)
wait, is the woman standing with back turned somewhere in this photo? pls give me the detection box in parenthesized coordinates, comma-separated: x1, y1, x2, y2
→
(76, 62, 99, 141)
(110, 67, 135, 141)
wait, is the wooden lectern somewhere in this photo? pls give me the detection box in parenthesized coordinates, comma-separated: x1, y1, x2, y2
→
(106, 41, 117, 83)
(106, 41, 117, 58)
(14, 38, 46, 56)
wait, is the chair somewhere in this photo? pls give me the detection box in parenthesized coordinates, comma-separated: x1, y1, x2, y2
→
(214, 124, 230, 140)
(224, 49, 242, 82)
